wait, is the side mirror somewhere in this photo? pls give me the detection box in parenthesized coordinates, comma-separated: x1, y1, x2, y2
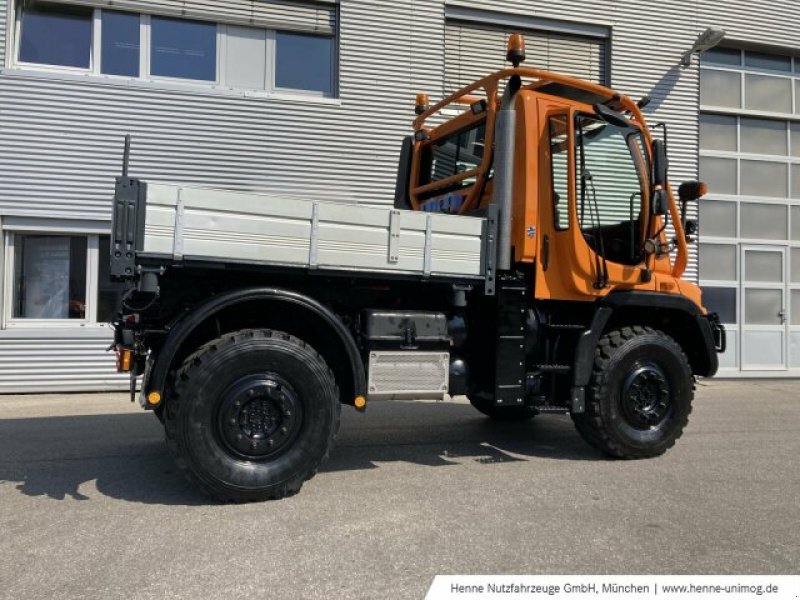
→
(653, 139, 668, 186)
(678, 181, 708, 202)
(592, 103, 630, 128)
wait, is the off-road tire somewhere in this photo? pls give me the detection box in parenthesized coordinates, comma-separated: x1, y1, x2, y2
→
(163, 329, 340, 502)
(468, 394, 537, 421)
(571, 326, 693, 459)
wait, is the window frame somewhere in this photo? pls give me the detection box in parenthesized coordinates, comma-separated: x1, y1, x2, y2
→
(11, 5, 339, 98)
(548, 113, 571, 231)
(13, 2, 97, 74)
(573, 112, 648, 265)
(2, 225, 120, 329)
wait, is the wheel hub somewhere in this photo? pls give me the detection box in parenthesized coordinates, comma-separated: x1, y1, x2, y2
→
(621, 364, 671, 429)
(216, 375, 302, 459)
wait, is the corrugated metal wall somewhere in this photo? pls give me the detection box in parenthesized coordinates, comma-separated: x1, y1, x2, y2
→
(1, 0, 798, 392)
(0, 331, 124, 393)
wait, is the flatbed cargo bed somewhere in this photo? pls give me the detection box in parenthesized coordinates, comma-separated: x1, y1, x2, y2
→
(111, 178, 497, 290)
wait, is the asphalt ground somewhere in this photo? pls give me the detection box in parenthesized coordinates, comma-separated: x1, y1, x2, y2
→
(0, 379, 798, 599)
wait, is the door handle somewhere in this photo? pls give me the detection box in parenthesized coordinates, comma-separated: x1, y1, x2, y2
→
(778, 309, 787, 325)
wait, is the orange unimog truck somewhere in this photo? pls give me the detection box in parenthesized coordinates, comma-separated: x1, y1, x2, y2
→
(110, 35, 725, 501)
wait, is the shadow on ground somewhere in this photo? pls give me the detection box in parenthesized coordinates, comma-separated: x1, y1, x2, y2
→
(0, 401, 602, 506)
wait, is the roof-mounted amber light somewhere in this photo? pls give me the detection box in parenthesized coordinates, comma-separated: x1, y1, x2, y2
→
(507, 33, 526, 67)
(415, 93, 430, 115)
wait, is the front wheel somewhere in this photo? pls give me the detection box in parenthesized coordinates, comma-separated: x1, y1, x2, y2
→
(572, 326, 693, 459)
(164, 329, 340, 502)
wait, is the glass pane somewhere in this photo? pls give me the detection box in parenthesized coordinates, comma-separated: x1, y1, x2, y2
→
(701, 48, 741, 66)
(700, 156, 737, 195)
(97, 237, 128, 322)
(792, 290, 800, 325)
(740, 118, 787, 156)
(791, 123, 800, 157)
(740, 160, 787, 198)
(151, 17, 217, 81)
(275, 33, 333, 95)
(796, 80, 800, 114)
(791, 248, 800, 282)
(702, 287, 736, 324)
(792, 206, 800, 240)
(700, 70, 741, 107)
(574, 115, 644, 265)
(744, 250, 783, 282)
(740, 202, 787, 239)
(550, 116, 569, 230)
(13, 236, 87, 319)
(225, 26, 266, 90)
(101, 11, 140, 77)
(792, 165, 800, 199)
(699, 200, 737, 238)
(700, 243, 737, 280)
(745, 51, 792, 72)
(699, 114, 737, 151)
(745, 74, 792, 113)
(744, 289, 782, 325)
(425, 121, 486, 184)
(19, 5, 92, 68)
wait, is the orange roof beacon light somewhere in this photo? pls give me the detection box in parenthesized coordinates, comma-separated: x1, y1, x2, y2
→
(415, 93, 430, 115)
(507, 33, 526, 67)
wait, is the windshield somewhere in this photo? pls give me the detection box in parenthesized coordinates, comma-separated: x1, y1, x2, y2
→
(575, 115, 647, 266)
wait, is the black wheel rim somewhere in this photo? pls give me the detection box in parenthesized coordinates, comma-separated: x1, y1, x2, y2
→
(215, 374, 303, 460)
(620, 363, 672, 430)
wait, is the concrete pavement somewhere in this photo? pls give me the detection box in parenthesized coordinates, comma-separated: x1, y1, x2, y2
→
(0, 380, 798, 599)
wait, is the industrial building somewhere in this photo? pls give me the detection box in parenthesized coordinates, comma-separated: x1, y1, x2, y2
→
(0, 0, 797, 391)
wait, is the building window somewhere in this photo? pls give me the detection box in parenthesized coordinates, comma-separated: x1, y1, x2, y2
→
(101, 11, 141, 77)
(18, 3, 93, 69)
(14, 7, 337, 97)
(6, 233, 127, 325)
(12, 235, 87, 319)
(150, 17, 217, 82)
(275, 32, 334, 95)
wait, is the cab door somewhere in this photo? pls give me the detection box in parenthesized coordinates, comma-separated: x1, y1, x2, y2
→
(536, 104, 656, 302)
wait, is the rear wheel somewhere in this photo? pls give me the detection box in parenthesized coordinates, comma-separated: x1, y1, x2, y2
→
(164, 329, 340, 502)
(572, 326, 693, 458)
(468, 394, 537, 421)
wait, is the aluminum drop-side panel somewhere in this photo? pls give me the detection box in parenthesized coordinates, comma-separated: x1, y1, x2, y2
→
(141, 183, 486, 279)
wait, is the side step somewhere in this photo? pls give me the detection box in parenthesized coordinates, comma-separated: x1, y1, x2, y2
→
(534, 364, 571, 374)
(545, 323, 586, 331)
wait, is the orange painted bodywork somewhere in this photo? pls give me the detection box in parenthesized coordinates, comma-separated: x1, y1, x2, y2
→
(409, 67, 704, 313)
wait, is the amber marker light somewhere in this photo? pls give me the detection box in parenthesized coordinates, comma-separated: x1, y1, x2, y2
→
(354, 395, 367, 410)
(507, 33, 526, 67)
(415, 93, 430, 115)
(116, 347, 132, 373)
(147, 391, 162, 407)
